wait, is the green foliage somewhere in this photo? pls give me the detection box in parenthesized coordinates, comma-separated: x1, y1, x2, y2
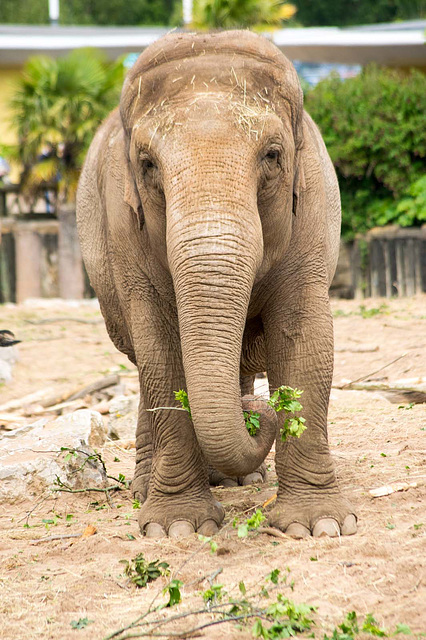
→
(162, 579, 183, 607)
(236, 508, 266, 537)
(369, 175, 426, 229)
(358, 304, 388, 319)
(305, 66, 426, 239)
(203, 583, 226, 604)
(324, 611, 359, 640)
(394, 623, 412, 635)
(174, 389, 192, 419)
(253, 594, 315, 638)
(7, 49, 125, 203)
(362, 614, 387, 637)
(294, 0, 424, 27)
(192, 0, 297, 29)
(70, 617, 93, 629)
(197, 534, 218, 553)
(60, 0, 174, 26)
(268, 386, 306, 441)
(0, 0, 175, 26)
(120, 553, 170, 588)
(244, 410, 261, 436)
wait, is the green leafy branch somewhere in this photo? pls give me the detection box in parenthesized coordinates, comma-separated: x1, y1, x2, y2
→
(120, 553, 170, 589)
(234, 508, 266, 538)
(268, 385, 307, 441)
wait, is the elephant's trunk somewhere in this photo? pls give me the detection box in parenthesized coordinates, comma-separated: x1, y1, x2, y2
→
(166, 187, 276, 477)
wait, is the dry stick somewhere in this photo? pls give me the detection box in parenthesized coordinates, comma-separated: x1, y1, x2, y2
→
(31, 533, 82, 544)
(110, 604, 268, 640)
(52, 484, 121, 494)
(336, 352, 408, 390)
(104, 499, 273, 640)
(117, 613, 271, 640)
(17, 492, 52, 524)
(25, 317, 103, 325)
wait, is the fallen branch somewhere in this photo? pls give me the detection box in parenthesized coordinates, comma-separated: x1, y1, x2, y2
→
(25, 317, 103, 325)
(31, 533, 82, 544)
(52, 374, 120, 405)
(336, 352, 408, 389)
(335, 345, 379, 353)
(369, 482, 418, 498)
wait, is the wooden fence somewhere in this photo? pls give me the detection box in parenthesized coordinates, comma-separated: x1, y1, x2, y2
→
(1, 219, 425, 303)
(350, 226, 426, 298)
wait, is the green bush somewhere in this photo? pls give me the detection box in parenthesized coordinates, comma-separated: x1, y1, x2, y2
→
(305, 66, 426, 238)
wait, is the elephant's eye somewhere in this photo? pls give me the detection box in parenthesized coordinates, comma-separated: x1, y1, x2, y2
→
(264, 149, 279, 162)
(142, 157, 157, 173)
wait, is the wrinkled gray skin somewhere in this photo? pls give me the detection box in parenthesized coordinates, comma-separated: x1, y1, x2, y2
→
(77, 31, 356, 539)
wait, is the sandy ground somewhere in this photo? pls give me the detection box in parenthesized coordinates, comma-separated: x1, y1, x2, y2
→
(0, 296, 425, 640)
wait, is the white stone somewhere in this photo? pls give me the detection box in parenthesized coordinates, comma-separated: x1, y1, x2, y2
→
(0, 409, 108, 501)
(107, 395, 139, 441)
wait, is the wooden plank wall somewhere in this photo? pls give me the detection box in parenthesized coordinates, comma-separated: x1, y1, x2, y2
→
(352, 227, 426, 298)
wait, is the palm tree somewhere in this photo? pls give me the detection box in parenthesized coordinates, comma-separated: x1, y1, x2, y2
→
(9, 48, 125, 205)
(192, 0, 297, 30)
(4, 48, 125, 299)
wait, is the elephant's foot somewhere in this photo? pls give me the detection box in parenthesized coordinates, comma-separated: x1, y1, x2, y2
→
(208, 462, 267, 488)
(138, 492, 225, 539)
(267, 492, 357, 539)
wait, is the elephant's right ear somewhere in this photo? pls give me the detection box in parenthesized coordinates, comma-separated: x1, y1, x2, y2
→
(124, 162, 144, 227)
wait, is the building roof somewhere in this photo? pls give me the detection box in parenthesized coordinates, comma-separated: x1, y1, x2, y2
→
(0, 22, 424, 67)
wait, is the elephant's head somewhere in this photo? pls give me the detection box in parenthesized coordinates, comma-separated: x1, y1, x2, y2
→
(119, 31, 304, 476)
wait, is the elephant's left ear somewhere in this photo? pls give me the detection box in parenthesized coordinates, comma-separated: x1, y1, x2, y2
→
(124, 161, 144, 227)
(292, 151, 306, 216)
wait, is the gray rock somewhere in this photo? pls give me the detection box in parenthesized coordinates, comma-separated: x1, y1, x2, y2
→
(0, 409, 108, 501)
(107, 394, 139, 441)
(0, 345, 19, 383)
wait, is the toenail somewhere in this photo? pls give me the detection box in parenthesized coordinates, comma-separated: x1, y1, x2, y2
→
(312, 518, 340, 538)
(285, 523, 310, 539)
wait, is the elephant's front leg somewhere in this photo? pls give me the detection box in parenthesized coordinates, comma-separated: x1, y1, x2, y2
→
(263, 286, 357, 538)
(133, 306, 224, 538)
(131, 390, 152, 503)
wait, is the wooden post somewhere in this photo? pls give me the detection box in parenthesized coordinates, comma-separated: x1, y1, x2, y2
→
(14, 223, 42, 302)
(58, 203, 84, 299)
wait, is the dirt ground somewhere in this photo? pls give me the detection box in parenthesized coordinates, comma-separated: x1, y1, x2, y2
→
(0, 296, 425, 640)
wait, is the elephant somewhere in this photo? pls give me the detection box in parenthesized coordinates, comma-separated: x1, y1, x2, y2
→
(76, 30, 357, 539)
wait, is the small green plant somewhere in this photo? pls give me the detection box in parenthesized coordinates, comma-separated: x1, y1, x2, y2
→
(266, 569, 280, 584)
(203, 583, 226, 604)
(394, 623, 412, 635)
(244, 410, 261, 436)
(132, 499, 141, 509)
(42, 515, 61, 531)
(253, 594, 316, 638)
(268, 386, 306, 441)
(162, 579, 183, 608)
(324, 610, 359, 640)
(174, 389, 191, 419)
(70, 617, 93, 630)
(198, 534, 218, 554)
(362, 613, 387, 637)
(359, 304, 388, 319)
(236, 508, 266, 538)
(120, 554, 169, 588)
(398, 403, 415, 410)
